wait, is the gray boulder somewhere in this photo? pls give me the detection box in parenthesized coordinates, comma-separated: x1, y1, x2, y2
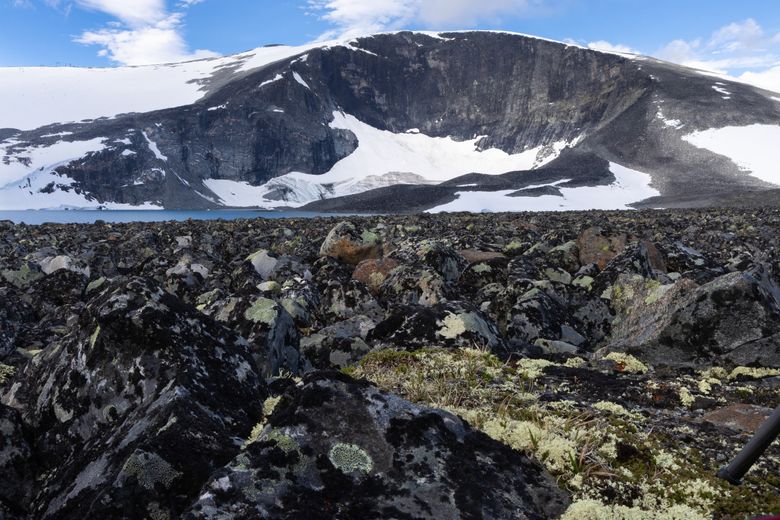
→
(604, 265, 780, 367)
(186, 372, 570, 520)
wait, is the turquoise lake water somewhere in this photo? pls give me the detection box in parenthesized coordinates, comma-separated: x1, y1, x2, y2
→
(0, 210, 345, 225)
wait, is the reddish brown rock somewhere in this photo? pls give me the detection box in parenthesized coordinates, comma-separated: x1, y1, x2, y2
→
(352, 258, 400, 294)
(577, 227, 629, 270)
(702, 404, 773, 433)
(319, 222, 382, 265)
(458, 250, 507, 264)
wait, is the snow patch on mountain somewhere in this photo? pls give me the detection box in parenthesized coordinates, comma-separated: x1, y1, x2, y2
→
(1, 138, 107, 187)
(259, 74, 283, 88)
(292, 72, 310, 89)
(0, 168, 161, 210)
(142, 132, 168, 161)
(427, 163, 660, 213)
(682, 125, 780, 186)
(203, 111, 577, 208)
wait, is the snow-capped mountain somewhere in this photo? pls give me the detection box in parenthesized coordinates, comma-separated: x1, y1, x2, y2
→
(1, 31, 779, 212)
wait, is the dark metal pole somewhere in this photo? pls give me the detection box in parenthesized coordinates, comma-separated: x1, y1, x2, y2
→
(717, 405, 780, 485)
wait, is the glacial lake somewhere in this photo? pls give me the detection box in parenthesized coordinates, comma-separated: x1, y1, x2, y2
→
(0, 210, 345, 225)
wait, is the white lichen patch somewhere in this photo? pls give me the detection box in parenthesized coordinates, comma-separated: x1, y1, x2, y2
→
(728, 366, 780, 380)
(438, 312, 467, 338)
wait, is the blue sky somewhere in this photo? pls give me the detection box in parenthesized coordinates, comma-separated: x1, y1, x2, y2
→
(2, 0, 779, 90)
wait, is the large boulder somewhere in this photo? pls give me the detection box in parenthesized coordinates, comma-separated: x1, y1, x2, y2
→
(577, 227, 628, 270)
(604, 265, 780, 367)
(2, 277, 266, 519)
(378, 264, 449, 307)
(369, 301, 506, 354)
(202, 294, 303, 377)
(300, 315, 377, 369)
(319, 221, 382, 265)
(186, 372, 570, 520)
(352, 257, 400, 294)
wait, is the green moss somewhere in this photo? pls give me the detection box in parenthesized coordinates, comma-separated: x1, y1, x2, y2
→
(348, 345, 780, 518)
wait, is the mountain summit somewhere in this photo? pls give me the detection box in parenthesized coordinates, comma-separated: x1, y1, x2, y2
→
(1, 31, 779, 212)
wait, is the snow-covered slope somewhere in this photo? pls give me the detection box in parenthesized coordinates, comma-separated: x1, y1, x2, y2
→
(204, 111, 577, 208)
(427, 164, 660, 213)
(0, 41, 335, 131)
(682, 125, 780, 186)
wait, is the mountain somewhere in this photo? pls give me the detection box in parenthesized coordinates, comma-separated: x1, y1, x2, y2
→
(1, 31, 779, 212)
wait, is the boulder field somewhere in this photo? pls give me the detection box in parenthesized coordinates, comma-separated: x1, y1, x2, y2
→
(0, 209, 778, 519)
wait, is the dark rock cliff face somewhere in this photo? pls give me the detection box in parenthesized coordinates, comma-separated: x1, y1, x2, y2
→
(4, 31, 780, 209)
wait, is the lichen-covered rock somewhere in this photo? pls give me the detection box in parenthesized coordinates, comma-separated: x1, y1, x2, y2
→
(415, 240, 468, 283)
(592, 242, 665, 298)
(604, 265, 780, 367)
(0, 285, 37, 358)
(319, 221, 382, 265)
(0, 404, 33, 518)
(458, 256, 509, 294)
(186, 372, 570, 520)
(351, 257, 400, 294)
(203, 294, 303, 377)
(504, 288, 587, 352)
(369, 301, 506, 353)
(300, 315, 377, 369)
(577, 227, 628, 270)
(279, 278, 321, 330)
(1, 277, 266, 520)
(378, 264, 449, 307)
(320, 279, 385, 323)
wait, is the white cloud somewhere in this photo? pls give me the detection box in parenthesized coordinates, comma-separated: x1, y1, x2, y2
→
(308, 0, 547, 40)
(43, 0, 217, 65)
(653, 19, 780, 92)
(739, 65, 780, 94)
(74, 0, 168, 27)
(587, 40, 640, 55)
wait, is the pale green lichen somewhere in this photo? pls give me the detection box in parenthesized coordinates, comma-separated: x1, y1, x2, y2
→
(727, 366, 780, 380)
(86, 276, 106, 294)
(561, 500, 708, 520)
(564, 357, 587, 369)
(121, 451, 181, 490)
(89, 325, 101, 348)
(572, 276, 594, 290)
(472, 263, 493, 274)
(0, 364, 16, 384)
(516, 358, 556, 380)
(328, 443, 373, 474)
(604, 352, 649, 374)
(544, 268, 572, 285)
(678, 387, 695, 407)
(593, 401, 640, 420)
(360, 230, 380, 244)
(244, 298, 277, 325)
